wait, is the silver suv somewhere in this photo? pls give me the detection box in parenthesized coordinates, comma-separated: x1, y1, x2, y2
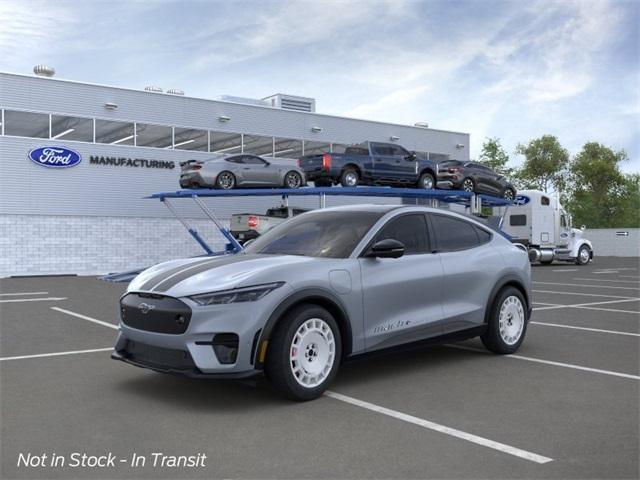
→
(112, 205, 532, 401)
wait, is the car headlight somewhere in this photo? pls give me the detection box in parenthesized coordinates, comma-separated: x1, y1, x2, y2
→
(189, 282, 284, 306)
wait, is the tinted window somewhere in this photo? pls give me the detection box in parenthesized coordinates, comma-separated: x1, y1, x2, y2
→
(541, 196, 550, 206)
(475, 226, 492, 243)
(244, 211, 384, 258)
(51, 114, 93, 142)
(345, 146, 370, 156)
(374, 214, 429, 255)
(95, 119, 134, 145)
(225, 156, 244, 164)
(431, 214, 482, 252)
(510, 215, 527, 226)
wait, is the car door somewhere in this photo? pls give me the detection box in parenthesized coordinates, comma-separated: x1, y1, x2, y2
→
(370, 143, 410, 182)
(359, 213, 444, 351)
(428, 213, 500, 332)
(239, 155, 279, 186)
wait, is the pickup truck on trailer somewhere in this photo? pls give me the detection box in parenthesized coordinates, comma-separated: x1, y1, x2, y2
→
(298, 141, 440, 189)
(230, 206, 308, 243)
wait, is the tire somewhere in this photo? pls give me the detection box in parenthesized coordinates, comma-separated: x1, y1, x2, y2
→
(284, 171, 303, 189)
(461, 177, 475, 192)
(265, 304, 342, 401)
(481, 286, 527, 354)
(340, 168, 359, 187)
(576, 245, 591, 265)
(503, 188, 515, 201)
(540, 259, 553, 265)
(417, 172, 435, 190)
(215, 171, 236, 189)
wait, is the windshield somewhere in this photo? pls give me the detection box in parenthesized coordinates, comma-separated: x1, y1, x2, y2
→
(243, 210, 385, 258)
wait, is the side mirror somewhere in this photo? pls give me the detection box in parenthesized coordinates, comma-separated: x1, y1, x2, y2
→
(405, 151, 417, 161)
(366, 238, 405, 259)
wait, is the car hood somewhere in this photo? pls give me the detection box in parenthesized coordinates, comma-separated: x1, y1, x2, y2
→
(128, 253, 318, 298)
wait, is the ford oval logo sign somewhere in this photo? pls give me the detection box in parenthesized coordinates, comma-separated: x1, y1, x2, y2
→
(28, 146, 82, 168)
(513, 195, 530, 206)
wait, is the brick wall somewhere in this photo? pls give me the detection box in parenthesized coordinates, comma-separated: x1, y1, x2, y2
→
(0, 214, 227, 277)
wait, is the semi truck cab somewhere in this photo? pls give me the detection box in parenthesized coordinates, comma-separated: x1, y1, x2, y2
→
(501, 190, 593, 265)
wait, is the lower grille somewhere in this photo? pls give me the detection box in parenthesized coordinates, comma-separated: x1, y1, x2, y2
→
(120, 293, 192, 334)
(122, 341, 195, 371)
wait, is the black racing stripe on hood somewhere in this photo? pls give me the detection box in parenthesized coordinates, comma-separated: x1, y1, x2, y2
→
(151, 254, 261, 292)
(139, 258, 220, 291)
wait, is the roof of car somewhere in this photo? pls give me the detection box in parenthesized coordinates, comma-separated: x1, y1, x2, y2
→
(314, 204, 405, 213)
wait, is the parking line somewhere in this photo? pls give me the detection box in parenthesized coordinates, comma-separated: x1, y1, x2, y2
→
(0, 297, 67, 303)
(552, 269, 578, 272)
(0, 348, 112, 362)
(574, 306, 640, 315)
(533, 298, 640, 311)
(533, 290, 636, 299)
(534, 281, 640, 291)
(573, 278, 640, 284)
(0, 291, 49, 296)
(621, 275, 640, 279)
(531, 322, 640, 337)
(448, 345, 640, 380)
(51, 307, 119, 330)
(324, 391, 553, 464)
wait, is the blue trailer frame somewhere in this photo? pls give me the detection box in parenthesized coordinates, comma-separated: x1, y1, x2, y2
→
(100, 187, 511, 282)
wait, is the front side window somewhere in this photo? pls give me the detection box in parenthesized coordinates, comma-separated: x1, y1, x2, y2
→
(244, 211, 384, 258)
(373, 214, 430, 255)
(431, 214, 482, 252)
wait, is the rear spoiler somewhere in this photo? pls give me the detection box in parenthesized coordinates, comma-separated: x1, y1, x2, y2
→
(179, 159, 202, 168)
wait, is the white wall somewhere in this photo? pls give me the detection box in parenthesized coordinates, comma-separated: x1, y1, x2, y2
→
(586, 228, 640, 257)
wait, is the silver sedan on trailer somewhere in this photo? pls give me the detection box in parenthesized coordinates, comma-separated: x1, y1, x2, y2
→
(179, 154, 306, 189)
(112, 205, 532, 401)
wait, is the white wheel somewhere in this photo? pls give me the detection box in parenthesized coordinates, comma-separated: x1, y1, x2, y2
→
(576, 245, 591, 265)
(498, 295, 525, 346)
(290, 318, 336, 388)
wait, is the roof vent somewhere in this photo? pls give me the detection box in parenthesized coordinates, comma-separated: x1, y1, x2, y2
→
(33, 65, 55, 77)
(167, 89, 185, 96)
(144, 85, 163, 93)
(262, 94, 316, 113)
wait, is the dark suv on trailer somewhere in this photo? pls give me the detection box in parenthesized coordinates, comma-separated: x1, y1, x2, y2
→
(437, 160, 516, 200)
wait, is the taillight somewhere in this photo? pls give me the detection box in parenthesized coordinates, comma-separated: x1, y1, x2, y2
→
(297, 159, 301, 167)
(448, 167, 460, 173)
(248, 216, 259, 228)
(322, 154, 332, 170)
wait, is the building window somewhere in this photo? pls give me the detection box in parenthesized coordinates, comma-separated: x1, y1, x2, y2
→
(135, 123, 173, 149)
(209, 131, 242, 154)
(243, 134, 274, 156)
(51, 114, 93, 142)
(95, 119, 135, 145)
(303, 140, 331, 156)
(274, 137, 303, 159)
(173, 127, 208, 151)
(4, 110, 49, 138)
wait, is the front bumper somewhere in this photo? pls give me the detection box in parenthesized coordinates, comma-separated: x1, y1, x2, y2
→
(113, 286, 293, 377)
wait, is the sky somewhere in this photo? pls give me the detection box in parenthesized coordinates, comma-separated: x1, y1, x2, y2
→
(1, 0, 638, 172)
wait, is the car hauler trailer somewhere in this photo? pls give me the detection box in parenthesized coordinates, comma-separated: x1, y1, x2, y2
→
(101, 186, 512, 282)
(499, 190, 593, 265)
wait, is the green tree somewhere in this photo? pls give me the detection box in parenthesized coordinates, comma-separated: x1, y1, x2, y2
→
(515, 135, 569, 192)
(565, 142, 638, 228)
(479, 137, 513, 176)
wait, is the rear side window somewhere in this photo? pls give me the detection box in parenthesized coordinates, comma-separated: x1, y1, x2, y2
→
(374, 214, 430, 255)
(345, 147, 369, 156)
(510, 215, 527, 226)
(430, 214, 484, 252)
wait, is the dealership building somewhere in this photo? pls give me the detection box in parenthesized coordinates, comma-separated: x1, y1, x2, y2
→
(0, 69, 470, 277)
